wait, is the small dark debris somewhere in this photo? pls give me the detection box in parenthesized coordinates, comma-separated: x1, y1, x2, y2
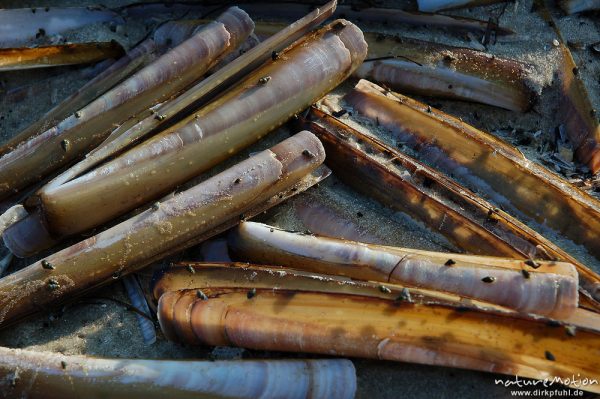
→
(247, 288, 257, 299)
(60, 361, 67, 369)
(546, 319, 561, 327)
(444, 259, 456, 266)
(356, 211, 363, 217)
(258, 76, 271, 85)
(47, 278, 60, 290)
(60, 139, 70, 152)
(196, 290, 208, 300)
(332, 109, 347, 118)
(565, 325, 576, 337)
(302, 149, 315, 158)
(481, 276, 496, 283)
(379, 285, 391, 293)
(524, 259, 540, 268)
(544, 350, 556, 361)
(186, 265, 195, 274)
(521, 269, 531, 279)
(41, 260, 55, 270)
(271, 51, 279, 61)
(395, 288, 412, 302)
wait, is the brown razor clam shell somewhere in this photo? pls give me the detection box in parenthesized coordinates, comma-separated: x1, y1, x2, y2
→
(152, 262, 600, 332)
(0, 7, 254, 201)
(228, 222, 578, 319)
(240, 3, 513, 35)
(344, 80, 600, 299)
(300, 106, 600, 304)
(0, 41, 124, 71)
(356, 32, 536, 112)
(4, 18, 367, 257)
(0, 131, 326, 327)
(158, 289, 600, 393)
(0, 346, 356, 399)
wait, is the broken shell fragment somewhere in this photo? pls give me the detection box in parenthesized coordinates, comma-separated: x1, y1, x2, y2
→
(0, 131, 327, 327)
(0, 41, 124, 71)
(4, 18, 367, 257)
(0, 7, 254, 201)
(228, 222, 579, 319)
(300, 107, 600, 303)
(344, 79, 600, 298)
(0, 346, 356, 399)
(158, 289, 600, 394)
(356, 33, 536, 112)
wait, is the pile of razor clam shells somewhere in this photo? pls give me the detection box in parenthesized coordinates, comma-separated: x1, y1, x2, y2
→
(0, 0, 599, 398)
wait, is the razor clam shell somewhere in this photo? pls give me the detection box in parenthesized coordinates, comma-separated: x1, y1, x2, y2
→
(20, 19, 366, 247)
(345, 80, 600, 297)
(0, 7, 254, 201)
(158, 289, 600, 394)
(228, 222, 578, 318)
(0, 347, 356, 399)
(38, 0, 337, 196)
(0, 131, 326, 327)
(0, 41, 124, 71)
(237, 3, 512, 35)
(301, 107, 600, 304)
(152, 262, 600, 332)
(356, 33, 535, 112)
(0, 7, 123, 48)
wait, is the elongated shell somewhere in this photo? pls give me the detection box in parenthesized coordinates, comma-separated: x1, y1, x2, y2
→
(158, 289, 600, 394)
(0, 7, 123, 48)
(228, 222, 578, 318)
(152, 262, 600, 332)
(0, 131, 326, 327)
(241, 3, 512, 35)
(345, 80, 600, 287)
(0, 41, 124, 71)
(300, 107, 600, 304)
(7, 19, 367, 256)
(0, 347, 356, 399)
(0, 7, 254, 201)
(356, 33, 535, 112)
